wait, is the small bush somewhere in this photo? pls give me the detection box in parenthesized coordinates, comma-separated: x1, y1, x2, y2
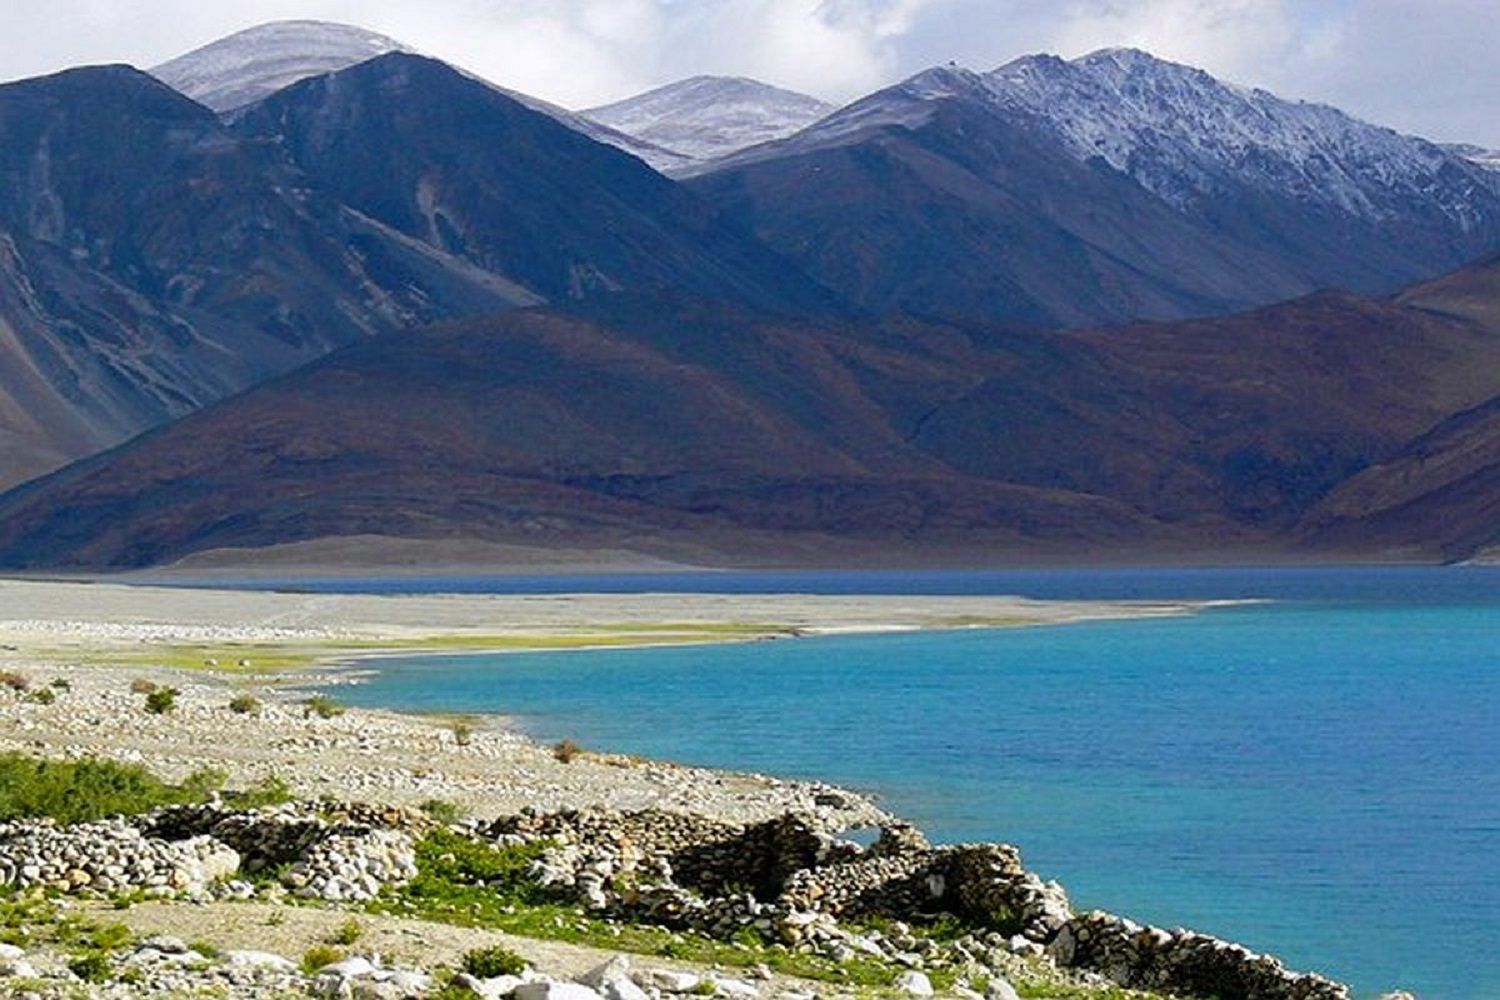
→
(0, 671, 29, 692)
(236, 774, 294, 809)
(301, 944, 345, 974)
(328, 918, 363, 946)
(24, 688, 55, 706)
(419, 798, 466, 825)
(179, 767, 228, 800)
(144, 687, 179, 714)
(303, 695, 345, 719)
(461, 944, 527, 978)
(188, 940, 221, 960)
(68, 952, 112, 983)
(228, 694, 262, 715)
(129, 678, 157, 695)
(553, 739, 583, 764)
(451, 720, 474, 746)
(50, 678, 71, 690)
(88, 923, 133, 951)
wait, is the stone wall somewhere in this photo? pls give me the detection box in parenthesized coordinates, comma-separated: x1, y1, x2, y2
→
(0, 803, 419, 902)
(490, 807, 1353, 1000)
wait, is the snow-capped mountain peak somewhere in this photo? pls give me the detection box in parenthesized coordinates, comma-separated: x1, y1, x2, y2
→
(584, 75, 834, 166)
(1444, 143, 1500, 172)
(151, 20, 411, 113)
(976, 47, 1495, 225)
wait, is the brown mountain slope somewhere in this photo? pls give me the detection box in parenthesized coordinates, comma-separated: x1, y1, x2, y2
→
(1, 261, 1498, 569)
(1298, 394, 1500, 560)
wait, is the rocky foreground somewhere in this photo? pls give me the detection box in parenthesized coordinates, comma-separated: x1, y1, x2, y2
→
(0, 793, 1368, 1000)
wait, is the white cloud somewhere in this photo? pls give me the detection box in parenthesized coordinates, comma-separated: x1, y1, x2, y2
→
(1044, 0, 1298, 82)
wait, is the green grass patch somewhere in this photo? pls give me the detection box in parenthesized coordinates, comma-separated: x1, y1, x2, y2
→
(0, 753, 224, 824)
(57, 623, 803, 674)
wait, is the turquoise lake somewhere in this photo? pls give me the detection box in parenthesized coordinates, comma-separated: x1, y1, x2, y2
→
(309, 567, 1500, 1000)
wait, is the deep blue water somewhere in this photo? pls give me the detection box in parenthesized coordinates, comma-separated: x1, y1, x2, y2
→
(307, 568, 1500, 1000)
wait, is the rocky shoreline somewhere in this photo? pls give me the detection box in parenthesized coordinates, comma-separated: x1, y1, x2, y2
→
(0, 795, 1365, 1000)
(0, 581, 1401, 999)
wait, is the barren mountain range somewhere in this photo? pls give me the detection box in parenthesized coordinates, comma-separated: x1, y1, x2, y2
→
(0, 21, 1496, 569)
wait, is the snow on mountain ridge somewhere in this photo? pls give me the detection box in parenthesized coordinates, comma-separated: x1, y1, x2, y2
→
(149, 21, 689, 173)
(151, 20, 410, 113)
(715, 47, 1499, 231)
(980, 47, 1493, 227)
(585, 76, 834, 166)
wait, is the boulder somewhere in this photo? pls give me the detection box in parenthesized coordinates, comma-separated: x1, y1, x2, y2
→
(226, 950, 298, 972)
(514, 981, 607, 1000)
(894, 970, 934, 996)
(987, 978, 1021, 1000)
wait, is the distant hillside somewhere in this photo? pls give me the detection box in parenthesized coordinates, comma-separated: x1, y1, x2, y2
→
(0, 63, 529, 491)
(2, 259, 1497, 569)
(0, 54, 834, 491)
(585, 76, 834, 167)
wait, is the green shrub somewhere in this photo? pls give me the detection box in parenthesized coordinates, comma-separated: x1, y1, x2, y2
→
(301, 944, 345, 974)
(179, 767, 228, 800)
(50, 678, 71, 690)
(188, 940, 221, 959)
(68, 952, 112, 983)
(0, 753, 220, 824)
(329, 918, 363, 946)
(461, 944, 528, 978)
(236, 774, 294, 808)
(419, 798, 466, 825)
(303, 695, 345, 719)
(24, 688, 55, 706)
(88, 923, 133, 950)
(143, 687, 178, 714)
(228, 694, 262, 715)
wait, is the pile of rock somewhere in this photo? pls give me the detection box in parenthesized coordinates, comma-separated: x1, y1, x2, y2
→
(0, 802, 421, 904)
(1048, 911, 1350, 1000)
(484, 806, 1353, 1000)
(284, 828, 417, 902)
(0, 818, 239, 895)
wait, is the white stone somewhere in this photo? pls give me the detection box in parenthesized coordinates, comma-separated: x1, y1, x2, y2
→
(514, 982, 606, 1000)
(894, 970, 933, 997)
(226, 950, 298, 972)
(321, 955, 380, 978)
(140, 934, 190, 954)
(708, 977, 758, 1000)
(987, 978, 1021, 1000)
(0, 944, 23, 960)
(642, 970, 701, 993)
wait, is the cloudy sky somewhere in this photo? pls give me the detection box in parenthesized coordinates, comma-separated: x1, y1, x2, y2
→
(3, 0, 1497, 146)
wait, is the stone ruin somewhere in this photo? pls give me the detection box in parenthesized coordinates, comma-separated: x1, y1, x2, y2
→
(486, 807, 1352, 1000)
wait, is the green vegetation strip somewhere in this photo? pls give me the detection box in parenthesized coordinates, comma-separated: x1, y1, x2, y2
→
(50, 623, 803, 673)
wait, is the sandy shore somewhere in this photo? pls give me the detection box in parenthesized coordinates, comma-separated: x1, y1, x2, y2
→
(0, 578, 1201, 827)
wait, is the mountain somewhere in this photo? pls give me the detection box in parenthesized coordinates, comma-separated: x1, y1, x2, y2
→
(150, 20, 409, 114)
(0, 53, 835, 491)
(0, 63, 531, 490)
(687, 50, 1500, 327)
(1444, 143, 1500, 172)
(1298, 259, 1500, 559)
(585, 76, 834, 168)
(231, 53, 836, 312)
(2, 258, 1497, 570)
(149, 20, 689, 172)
